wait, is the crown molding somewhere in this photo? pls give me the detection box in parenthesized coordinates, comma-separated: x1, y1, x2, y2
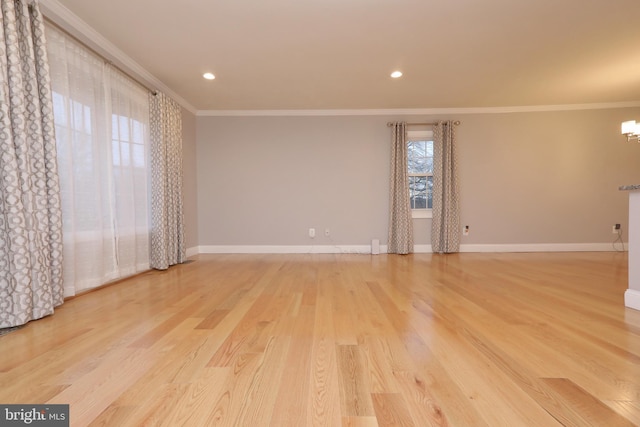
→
(39, 0, 197, 114)
(36, 0, 640, 119)
(197, 101, 640, 117)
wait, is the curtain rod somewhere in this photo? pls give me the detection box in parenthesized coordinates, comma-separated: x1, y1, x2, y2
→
(44, 17, 157, 96)
(386, 121, 461, 127)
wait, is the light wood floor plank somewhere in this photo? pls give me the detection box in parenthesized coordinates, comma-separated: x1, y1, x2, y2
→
(46, 347, 155, 426)
(371, 393, 414, 427)
(1, 252, 638, 426)
(269, 306, 315, 426)
(306, 277, 342, 427)
(606, 401, 640, 426)
(203, 351, 263, 426)
(366, 279, 488, 426)
(336, 344, 375, 417)
(234, 336, 291, 426)
(541, 378, 636, 427)
(159, 367, 232, 427)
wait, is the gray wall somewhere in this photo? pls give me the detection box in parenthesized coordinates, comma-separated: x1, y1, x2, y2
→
(458, 109, 640, 245)
(181, 107, 198, 250)
(196, 116, 388, 246)
(195, 107, 640, 248)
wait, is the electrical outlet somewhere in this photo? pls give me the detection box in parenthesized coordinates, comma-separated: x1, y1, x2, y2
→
(309, 228, 315, 238)
(325, 228, 330, 237)
(463, 225, 470, 236)
(612, 223, 621, 234)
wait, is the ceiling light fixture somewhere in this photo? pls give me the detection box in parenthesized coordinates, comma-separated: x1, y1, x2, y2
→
(621, 120, 640, 142)
(203, 72, 215, 80)
(390, 71, 403, 78)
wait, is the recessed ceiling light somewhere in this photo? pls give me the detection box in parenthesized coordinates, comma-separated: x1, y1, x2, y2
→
(390, 71, 403, 78)
(203, 72, 215, 80)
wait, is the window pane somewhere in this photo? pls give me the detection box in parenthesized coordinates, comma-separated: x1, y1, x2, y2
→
(132, 143, 144, 167)
(52, 92, 67, 125)
(410, 158, 427, 174)
(132, 120, 144, 143)
(119, 116, 130, 142)
(84, 105, 92, 134)
(121, 141, 130, 166)
(426, 141, 434, 157)
(112, 115, 119, 138)
(425, 157, 434, 173)
(409, 176, 427, 209)
(408, 144, 424, 174)
(112, 140, 120, 166)
(72, 100, 84, 132)
(408, 139, 433, 174)
(427, 176, 433, 209)
(409, 140, 426, 156)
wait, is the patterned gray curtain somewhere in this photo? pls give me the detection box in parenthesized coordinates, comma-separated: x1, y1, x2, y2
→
(149, 92, 185, 270)
(432, 121, 460, 253)
(0, 0, 64, 328)
(387, 122, 414, 254)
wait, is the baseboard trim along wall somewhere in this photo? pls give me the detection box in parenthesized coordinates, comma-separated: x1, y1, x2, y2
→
(193, 242, 626, 255)
(186, 247, 199, 258)
(197, 245, 376, 254)
(459, 243, 624, 253)
(625, 289, 640, 311)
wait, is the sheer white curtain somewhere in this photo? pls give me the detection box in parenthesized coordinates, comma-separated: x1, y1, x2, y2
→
(45, 24, 150, 296)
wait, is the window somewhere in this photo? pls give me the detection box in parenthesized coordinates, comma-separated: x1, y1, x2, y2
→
(46, 22, 150, 295)
(112, 114, 146, 168)
(407, 130, 434, 218)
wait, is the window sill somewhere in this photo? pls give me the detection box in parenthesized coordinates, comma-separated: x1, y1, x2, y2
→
(412, 209, 432, 219)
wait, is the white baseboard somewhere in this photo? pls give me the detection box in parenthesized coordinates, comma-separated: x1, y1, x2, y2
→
(192, 242, 625, 255)
(625, 289, 640, 311)
(197, 245, 376, 254)
(459, 243, 625, 253)
(419, 243, 624, 253)
(186, 246, 199, 258)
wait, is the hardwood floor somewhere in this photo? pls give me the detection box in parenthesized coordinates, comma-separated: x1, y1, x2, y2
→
(1, 252, 639, 426)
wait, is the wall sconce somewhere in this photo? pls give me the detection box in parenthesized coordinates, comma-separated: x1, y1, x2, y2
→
(621, 120, 640, 142)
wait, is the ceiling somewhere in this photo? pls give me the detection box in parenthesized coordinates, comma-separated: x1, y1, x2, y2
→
(46, 0, 640, 112)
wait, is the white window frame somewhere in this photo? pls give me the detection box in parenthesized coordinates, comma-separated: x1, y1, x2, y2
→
(407, 130, 433, 219)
